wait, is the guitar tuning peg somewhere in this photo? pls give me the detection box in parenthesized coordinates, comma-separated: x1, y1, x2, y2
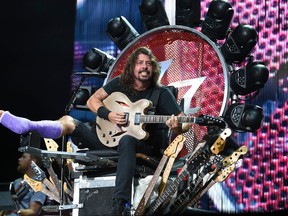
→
(31, 161, 46, 181)
(196, 114, 227, 129)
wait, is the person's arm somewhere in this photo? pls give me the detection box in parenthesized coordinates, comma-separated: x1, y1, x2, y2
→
(86, 76, 120, 113)
(166, 112, 189, 135)
(158, 88, 189, 135)
(87, 87, 127, 126)
(86, 87, 109, 113)
(177, 112, 190, 134)
(17, 201, 42, 216)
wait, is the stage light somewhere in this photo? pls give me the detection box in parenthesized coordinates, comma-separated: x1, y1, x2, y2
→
(139, 0, 170, 31)
(176, 0, 201, 28)
(201, 0, 234, 42)
(230, 60, 269, 95)
(73, 86, 97, 110)
(220, 23, 258, 64)
(224, 103, 264, 132)
(106, 16, 139, 50)
(82, 48, 115, 74)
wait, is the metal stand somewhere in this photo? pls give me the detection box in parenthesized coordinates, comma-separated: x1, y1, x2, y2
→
(18, 146, 105, 214)
(59, 73, 104, 215)
(58, 74, 87, 215)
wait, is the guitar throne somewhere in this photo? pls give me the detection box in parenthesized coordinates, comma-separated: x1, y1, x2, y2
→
(71, 86, 180, 178)
(73, 148, 160, 178)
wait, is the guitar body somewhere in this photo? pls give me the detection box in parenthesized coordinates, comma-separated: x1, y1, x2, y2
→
(96, 92, 153, 147)
(96, 92, 225, 147)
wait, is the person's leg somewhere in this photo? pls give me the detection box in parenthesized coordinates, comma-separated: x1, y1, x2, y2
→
(112, 136, 155, 215)
(113, 135, 137, 203)
(0, 111, 63, 138)
(112, 135, 138, 216)
(70, 120, 108, 150)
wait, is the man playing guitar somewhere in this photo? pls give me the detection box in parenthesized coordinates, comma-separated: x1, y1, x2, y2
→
(0, 47, 189, 216)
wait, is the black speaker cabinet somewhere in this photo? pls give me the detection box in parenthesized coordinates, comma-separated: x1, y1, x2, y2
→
(72, 176, 116, 216)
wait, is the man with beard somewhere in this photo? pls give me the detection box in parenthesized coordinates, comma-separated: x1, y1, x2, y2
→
(0, 47, 189, 215)
(3, 153, 47, 216)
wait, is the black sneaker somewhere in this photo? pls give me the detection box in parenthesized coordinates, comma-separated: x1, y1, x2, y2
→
(112, 198, 126, 216)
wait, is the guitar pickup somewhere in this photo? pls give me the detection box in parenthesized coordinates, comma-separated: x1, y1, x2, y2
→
(134, 113, 141, 125)
(117, 112, 130, 127)
(124, 112, 129, 125)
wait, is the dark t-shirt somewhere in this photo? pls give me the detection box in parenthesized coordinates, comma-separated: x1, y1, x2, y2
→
(103, 76, 182, 115)
(103, 76, 183, 150)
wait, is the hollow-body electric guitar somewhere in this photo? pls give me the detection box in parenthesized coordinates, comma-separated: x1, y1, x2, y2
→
(96, 92, 226, 147)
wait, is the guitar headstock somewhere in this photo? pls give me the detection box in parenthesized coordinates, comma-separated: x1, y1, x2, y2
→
(31, 161, 46, 181)
(214, 163, 236, 182)
(214, 145, 248, 182)
(24, 174, 43, 192)
(210, 128, 232, 155)
(222, 145, 248, 166)
(195, 115, 227, 129)
(42, 156, 52, 169)
(164, 135, 186, 157)
(66, 141, 73, 165)
(44, 138, 59, 151)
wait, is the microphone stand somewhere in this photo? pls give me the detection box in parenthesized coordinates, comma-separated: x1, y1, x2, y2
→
(59, 74, 87, 215)
(65, 74, 87, 114)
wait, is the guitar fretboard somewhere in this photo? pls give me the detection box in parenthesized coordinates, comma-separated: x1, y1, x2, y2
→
(134, 155, 168, 216)
(145, 143, 208, 216)
(138, 115, 196, 123)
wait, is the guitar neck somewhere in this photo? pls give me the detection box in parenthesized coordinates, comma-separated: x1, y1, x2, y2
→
(139, 115, 197, 124)
(134, 155, 168, 216)
(169, 171, 207, 215)
(138, 114, 226, 128)
(145, 142, 208, 215)
(145, 171, 188, 216)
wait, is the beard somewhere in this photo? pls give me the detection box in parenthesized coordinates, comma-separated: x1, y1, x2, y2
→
(136, 70, 151, 82)
(17, 164, 26, 174)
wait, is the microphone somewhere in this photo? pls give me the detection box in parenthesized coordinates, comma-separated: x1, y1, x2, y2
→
(73, 72, 107, 78)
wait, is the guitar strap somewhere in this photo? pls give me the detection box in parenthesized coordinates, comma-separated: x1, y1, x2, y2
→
(148, 85, 177, 113)
(12, 180, 30, 201)
(147, 86, 173, 153)
(147, 86, 161, 115)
